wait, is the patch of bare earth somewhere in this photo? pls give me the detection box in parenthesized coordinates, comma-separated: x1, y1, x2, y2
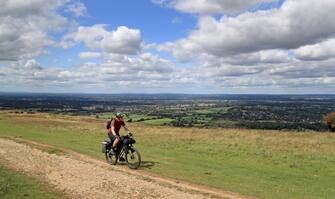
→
(0, 138, 255, 199)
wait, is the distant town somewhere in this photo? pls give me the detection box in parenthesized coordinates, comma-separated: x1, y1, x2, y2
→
(1, 93, 334, 131)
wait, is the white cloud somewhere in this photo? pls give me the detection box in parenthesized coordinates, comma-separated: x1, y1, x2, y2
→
(153, 0, 274, 15)
(0, 0, 82, 61)
(2, 54, 335, 93)
(153, 0, 335, 93)
(65, 1, 87, 17)
(1, 0, 334, 93)
(160, 0, 335, 59)
(0, 0, 63, 17)
(294, 39, 335, 61)
(152, 0, 166, 5)
(63, 25, 142, 55)
(187, 60, 335, 93)
(0, 53, 178, 92)
(23, 59, 43, 70)
(266, 59, 335, 79)
(79, 52, 101, 59)
(198, 50, 291, 67)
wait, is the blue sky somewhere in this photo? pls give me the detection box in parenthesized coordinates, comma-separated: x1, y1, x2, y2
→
(81, 0, 196, 42)
(39, 0, 283, 68)
(38, 0, 197, 68)
(1, 0, 335, 94)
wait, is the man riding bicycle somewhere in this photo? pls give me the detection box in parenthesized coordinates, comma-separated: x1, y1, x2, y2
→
(106, 112, 131, 154)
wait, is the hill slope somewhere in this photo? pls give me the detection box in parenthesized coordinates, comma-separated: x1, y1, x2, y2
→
(0, 111, 334, 198)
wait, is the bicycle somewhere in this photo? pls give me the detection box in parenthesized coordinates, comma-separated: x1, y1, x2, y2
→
(102, 132, 141, 169)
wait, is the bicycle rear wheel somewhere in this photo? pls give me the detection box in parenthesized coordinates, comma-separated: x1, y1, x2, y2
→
(105, 150, 118, 165)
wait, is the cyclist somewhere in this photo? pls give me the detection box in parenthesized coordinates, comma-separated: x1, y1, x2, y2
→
(106, 112, 131, 154)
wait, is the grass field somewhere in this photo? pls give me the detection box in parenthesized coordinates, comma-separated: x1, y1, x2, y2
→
(0, 165, 62, 199)
(96, 113, 170, 124)
(142, 118, 174, 125)
(128, 114, 155, 121)
(195, 107, 231, 114)
(0, 111, 334, 199)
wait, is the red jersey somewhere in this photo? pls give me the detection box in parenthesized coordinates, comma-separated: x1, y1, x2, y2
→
(111, 118, 125, 136)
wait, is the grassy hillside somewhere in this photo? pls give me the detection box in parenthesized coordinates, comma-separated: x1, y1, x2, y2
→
(0, 111, 334, 199)
(0, 165, 62, 199)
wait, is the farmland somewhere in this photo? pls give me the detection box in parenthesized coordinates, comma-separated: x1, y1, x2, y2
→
(1, 93, 335, 131)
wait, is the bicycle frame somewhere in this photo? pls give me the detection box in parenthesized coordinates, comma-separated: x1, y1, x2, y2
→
(116, 143, 131, 160)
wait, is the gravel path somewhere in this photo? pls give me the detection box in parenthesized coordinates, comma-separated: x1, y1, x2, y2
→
(0, 138, 255, 199)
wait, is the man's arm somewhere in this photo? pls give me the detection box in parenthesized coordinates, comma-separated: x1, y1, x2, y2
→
(111, 125, 117, 135)
(123, 125, 130, 132)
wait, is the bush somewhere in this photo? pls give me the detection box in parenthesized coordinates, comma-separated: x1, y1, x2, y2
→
(323, 112, 335, 132)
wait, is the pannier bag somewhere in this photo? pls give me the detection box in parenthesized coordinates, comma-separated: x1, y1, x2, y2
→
(123, 138, 136, 145)
(101, 141, 108, 153)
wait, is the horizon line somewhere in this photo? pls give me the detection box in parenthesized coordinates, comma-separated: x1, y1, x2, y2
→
(0, 91, 335, 96)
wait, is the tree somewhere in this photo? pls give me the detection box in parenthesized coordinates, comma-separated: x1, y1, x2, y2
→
(323, 112, 335, 132)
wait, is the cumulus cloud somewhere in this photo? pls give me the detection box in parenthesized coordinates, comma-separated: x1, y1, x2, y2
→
(65, 1, 87, 17)
(2, 54, 335, 93)
(1, 0, 334, 93)
(266, 59, 335, 79)
(0, 0, 62, 17)
(153, 0, 274, 15)
(0, 0, 85, 61)
(79, 52, 101, 59)
(152, 0, 335, 93)
(197, 50, 291, 68)
(160, 0, 335, 59)
(0, 52, 178, 92)
(62, 25, 142, 55)
(226, 50, 292, 65)
(189, 59, 335, 92)
(294, 39, 335, 61)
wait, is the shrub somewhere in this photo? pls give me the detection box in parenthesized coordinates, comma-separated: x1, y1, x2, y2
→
(323, 112, 335, 132)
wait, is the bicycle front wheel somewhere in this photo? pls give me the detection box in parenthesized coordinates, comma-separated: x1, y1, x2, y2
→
(126, 146, 141, 169)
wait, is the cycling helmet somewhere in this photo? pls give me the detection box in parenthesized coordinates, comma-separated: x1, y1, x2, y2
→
(115, 112, 125, 118)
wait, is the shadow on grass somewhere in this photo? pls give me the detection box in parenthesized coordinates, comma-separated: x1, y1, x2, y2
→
(141, 160, 157, 169)
(112, 160, 157, 170)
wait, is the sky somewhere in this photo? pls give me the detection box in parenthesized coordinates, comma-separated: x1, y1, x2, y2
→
(0, 0, 335, 94)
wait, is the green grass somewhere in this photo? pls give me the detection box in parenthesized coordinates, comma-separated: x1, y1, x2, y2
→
(97, 113, 156, 122)
(129, 114, 154, 121)
(195, 107, 231, 114)
(210, 119, 239, 127)
(0, 111, 334, 199)
(142, 118, 174, 125)
(0, 165, 61, 199)
(94, 112, 113, 120)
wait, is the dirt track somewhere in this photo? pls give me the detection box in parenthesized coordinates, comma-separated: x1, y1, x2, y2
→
(0, 138, 255, 199)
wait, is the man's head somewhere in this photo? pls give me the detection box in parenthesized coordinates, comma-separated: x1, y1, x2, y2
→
(115, 112, 125, 119)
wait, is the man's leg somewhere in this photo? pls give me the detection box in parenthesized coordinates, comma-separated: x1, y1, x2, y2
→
(112, 136, 120, 147)
(108, 134, 117, 154)
(111, 135, 121, 154)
